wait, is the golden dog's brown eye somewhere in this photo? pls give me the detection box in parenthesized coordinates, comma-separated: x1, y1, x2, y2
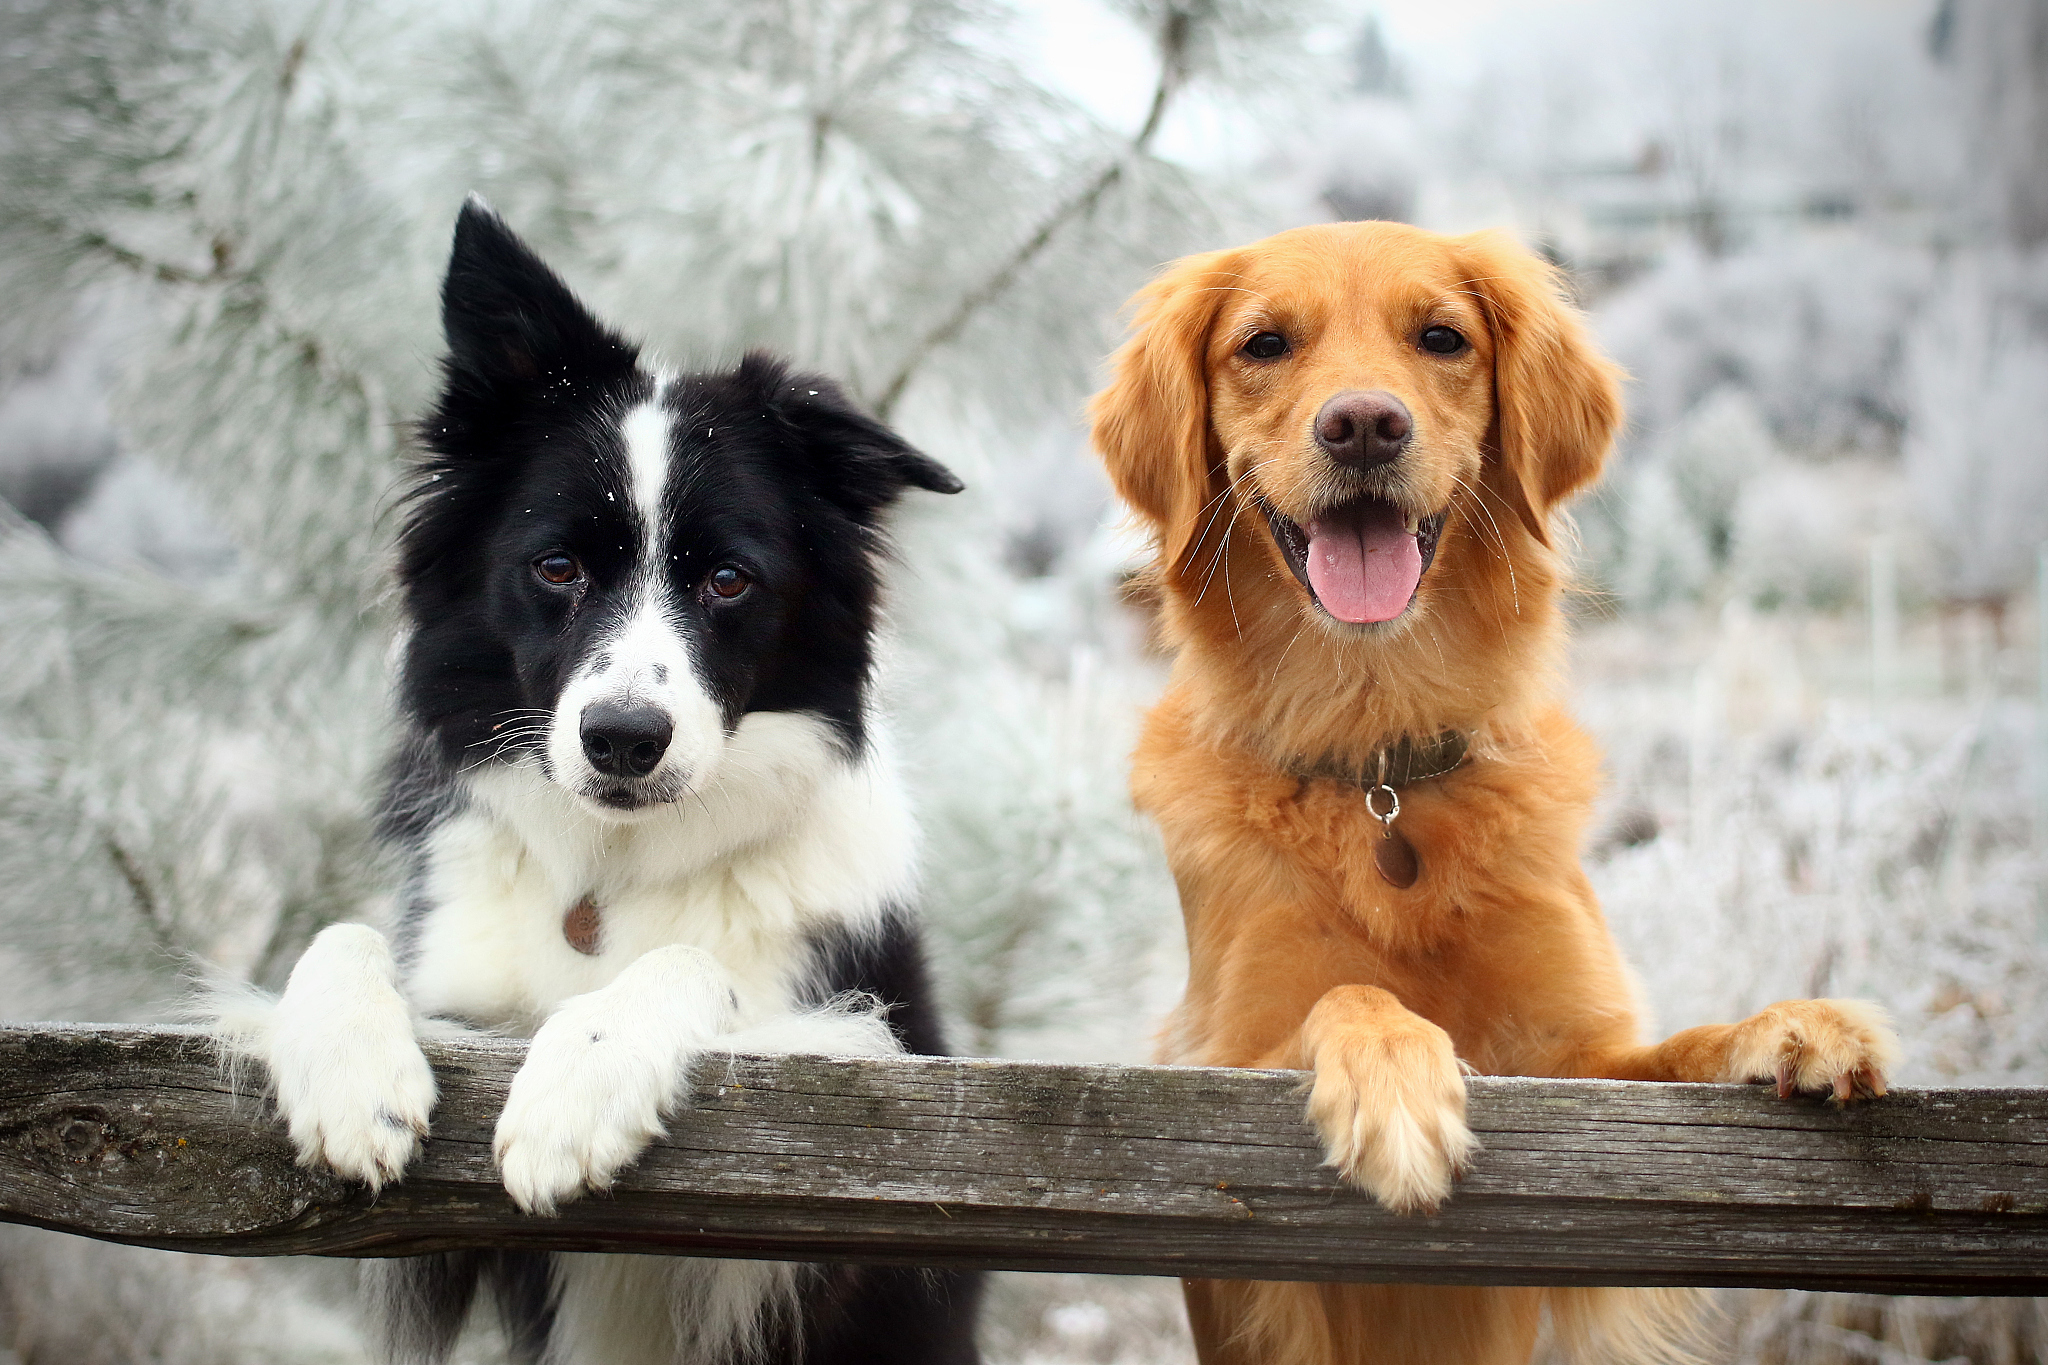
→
(1420, 326, 1466, 355)
(534, 553, 584, 586)
(704, 565, 750, 601)
(1242, 331, 1288, 360)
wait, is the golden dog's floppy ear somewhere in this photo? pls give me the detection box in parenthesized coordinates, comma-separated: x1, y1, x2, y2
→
(1456, 232, 1624, 548)
(1090, 249, 1240, 575)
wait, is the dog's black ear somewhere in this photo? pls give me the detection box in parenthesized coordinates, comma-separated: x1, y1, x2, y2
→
(745, 353, 963, 513)
(441, 196, 637, 389)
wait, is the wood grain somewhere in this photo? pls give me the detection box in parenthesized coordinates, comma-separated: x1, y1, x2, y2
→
(4, 1025, 2046, 1294)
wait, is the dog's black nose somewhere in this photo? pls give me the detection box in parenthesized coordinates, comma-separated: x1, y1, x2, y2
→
(1314, 390, 1412, 469)
(580, 702, 672, 778)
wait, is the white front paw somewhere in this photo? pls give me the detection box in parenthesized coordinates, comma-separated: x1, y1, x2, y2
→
(492, 1022, 681, 1215)
(494, 945, 736, 1215)
(270, 924, 436, 1190)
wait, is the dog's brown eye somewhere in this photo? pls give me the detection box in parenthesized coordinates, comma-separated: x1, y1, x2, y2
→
(1242, 331, 1288, 361)
(533, 553, 584, 586)
(1420, 326, 1467, 355)
(704, 566, 750, 601)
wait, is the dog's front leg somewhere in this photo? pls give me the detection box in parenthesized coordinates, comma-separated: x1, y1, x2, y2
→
(259, 923, 438, 1190)
(1297, 984, 1477, 1215)
(1602, 998, 1900, 1101)
(493, 945, 738, 1215)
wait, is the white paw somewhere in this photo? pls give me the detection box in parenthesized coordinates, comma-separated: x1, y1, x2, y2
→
(494, 945, 736, 1215)
(493, 1020, 680, 1215)
(1306, 1022, 1476, 1215)
(269, 924, 435, 1190)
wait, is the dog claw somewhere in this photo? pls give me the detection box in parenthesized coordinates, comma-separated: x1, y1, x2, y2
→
(1723, 1000, 1900, 1105)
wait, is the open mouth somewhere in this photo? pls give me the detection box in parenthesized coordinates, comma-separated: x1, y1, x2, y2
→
(1258, 494, 1448, 625)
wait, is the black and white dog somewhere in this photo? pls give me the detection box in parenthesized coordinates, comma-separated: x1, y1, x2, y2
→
(219, 200, 979, 1364)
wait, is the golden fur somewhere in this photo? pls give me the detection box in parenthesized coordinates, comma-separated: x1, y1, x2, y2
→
(1088, 221, 1900, 1365)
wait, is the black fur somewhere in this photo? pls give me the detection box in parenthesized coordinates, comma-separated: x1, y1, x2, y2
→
(762, 1266, 983, 1365)
(805, 908, 955, 1058)
(779, 914, 981, 1364)
(372, 1250, 555, 1365)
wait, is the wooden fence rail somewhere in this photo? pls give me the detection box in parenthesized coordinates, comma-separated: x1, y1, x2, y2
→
(3, 1025, 2046, 1296)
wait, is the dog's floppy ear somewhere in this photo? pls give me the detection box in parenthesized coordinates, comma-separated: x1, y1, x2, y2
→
(1455, 231, 1624, 548)
(1090, 249, 1240, 575)
(440, 195, 638, 392)
(747, 353, 963, 515)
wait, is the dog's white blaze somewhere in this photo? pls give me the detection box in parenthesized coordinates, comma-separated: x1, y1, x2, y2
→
(542, 384, 733, 815)
(619, 383, 671, 542)
(543, 586, 724, 807)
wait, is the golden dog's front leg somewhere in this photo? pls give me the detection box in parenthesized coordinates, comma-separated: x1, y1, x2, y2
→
(1298, 984, 1477, 1214)
(1605, 997, 1900, 1100)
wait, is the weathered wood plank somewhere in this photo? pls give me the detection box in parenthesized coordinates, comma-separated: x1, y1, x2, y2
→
(3, 1024, 2046, 1294)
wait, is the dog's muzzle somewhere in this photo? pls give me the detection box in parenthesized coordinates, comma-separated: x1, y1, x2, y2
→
(1259, 493, 1447, 625)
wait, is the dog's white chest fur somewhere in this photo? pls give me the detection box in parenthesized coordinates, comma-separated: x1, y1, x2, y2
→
(408, 712, 916, 1032)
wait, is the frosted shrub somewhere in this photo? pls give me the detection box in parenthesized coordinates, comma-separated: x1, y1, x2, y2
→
(1605, 388, 1773, 609)
(1612, 462, 1715, 610)
(885, 465, 1183, 1063)
(1728, 458, 1905, 612)
(1579, 610, 2047, 1088)
(1902, 249, 2048, 606)
(1597, 238, 1933, 460)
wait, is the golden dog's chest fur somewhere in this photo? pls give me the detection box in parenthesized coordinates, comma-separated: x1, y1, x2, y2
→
(1090, 222, 1898, 1365)
(1140, 696, 1634, 1078)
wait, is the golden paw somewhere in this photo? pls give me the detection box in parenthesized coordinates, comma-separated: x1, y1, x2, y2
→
(1720, 998, 1899, 1102)
(1304, 1011, 1476, 1214)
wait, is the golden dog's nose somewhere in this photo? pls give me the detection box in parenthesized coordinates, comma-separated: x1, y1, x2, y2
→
(1314, 390, 1411, 470)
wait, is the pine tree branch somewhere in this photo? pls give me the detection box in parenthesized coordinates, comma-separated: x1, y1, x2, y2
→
(72, 228, 222, 287)
(103, 837, 177, 954)
(33, 208, 384, 459)
(24, 208, 342, 379)
(5, 207, 229, 288)
(870, 9, 1195, 421)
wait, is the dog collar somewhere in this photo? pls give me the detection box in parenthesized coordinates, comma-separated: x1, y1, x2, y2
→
(1287, 729, 1472, 789)
(1286, 730, 1470, 892)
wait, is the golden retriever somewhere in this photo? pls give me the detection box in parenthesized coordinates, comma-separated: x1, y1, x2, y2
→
(1087, 221, 1900, 1365)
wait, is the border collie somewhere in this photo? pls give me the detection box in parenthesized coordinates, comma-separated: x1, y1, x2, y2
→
(214, 199, 980, 1365)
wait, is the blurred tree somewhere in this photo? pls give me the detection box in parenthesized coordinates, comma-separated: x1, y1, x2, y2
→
(1942, 0, 2048, 248)
(1906, 0, 2048, 615)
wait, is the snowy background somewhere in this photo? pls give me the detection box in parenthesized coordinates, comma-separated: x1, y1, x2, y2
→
(2, 0, 2046, 1361)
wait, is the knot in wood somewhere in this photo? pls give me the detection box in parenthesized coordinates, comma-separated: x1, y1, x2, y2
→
(61, 1116, 107, 1159)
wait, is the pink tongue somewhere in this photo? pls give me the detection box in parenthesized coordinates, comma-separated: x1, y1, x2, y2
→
(1305, 507, 1421, 624)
